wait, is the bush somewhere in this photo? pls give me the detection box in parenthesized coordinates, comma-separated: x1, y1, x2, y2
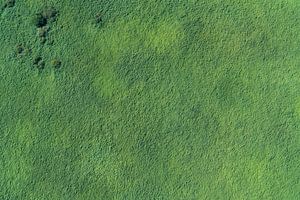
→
(51, 59, 62, 69)
(40, 37, 46, 44)
(16, 44, 24, 55)
(15, 44, 31, 56)
(34, 13, 47, 28)
(95, 13, 103, 24)
(3, 0, 15, 8)
(33, 56, 45, 70)
(33, 56, 42, 65)
(33, 7, 58, 28)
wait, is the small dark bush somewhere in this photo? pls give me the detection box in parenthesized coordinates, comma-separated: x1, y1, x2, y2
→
(15, 44, 31, 56)
(34, 13, 47, 28)
(3, 0, 15, 8)
(33, 56, 42, 65)
(95, 13, 103, 24)
(33, 56, 45, 70)
(51, 59, 61, 69)
(16, 44, 24, 55)
(33, 7, 58, 28)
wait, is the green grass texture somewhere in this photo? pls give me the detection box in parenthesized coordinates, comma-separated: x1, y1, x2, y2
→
(1, 0, 300, 199)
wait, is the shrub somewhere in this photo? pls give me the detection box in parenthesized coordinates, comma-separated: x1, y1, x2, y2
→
(33, 7, 58, 28)
(16, 44, 24, 55)
(51, 59, 62, 69)
(34, 13, 47, 28)
(95, 12, 103, 24)
(3, 0, 15, 8)
(33, 56, 42, 65)
(33, 56, 45, 70)
(15, 44, 31, 56)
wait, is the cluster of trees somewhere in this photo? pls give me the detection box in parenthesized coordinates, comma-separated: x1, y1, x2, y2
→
(34, 7, 58, 28)
(33, 7, 58, 44)
(33, 57, 61, 71)
(32, 7, 62, 71)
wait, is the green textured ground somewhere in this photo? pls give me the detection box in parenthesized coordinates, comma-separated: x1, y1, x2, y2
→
(0, 0, 300, 199)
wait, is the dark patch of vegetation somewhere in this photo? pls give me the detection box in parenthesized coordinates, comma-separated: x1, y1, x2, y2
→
(33, 7, 58, 44)
(33, 56, 45, 70)
(2, 0, 15, 9)
(30, 7, 59, 70)
(16, 44, 24, 55)
(95, 12, 103, 24)
(33, 7, 58, 28)
(40, 37, 46, 44)
(33, 56, 42, 65)
(33, 13, 48, 28)
(15, 44, 31, 56)
(51, 59, 61, 69)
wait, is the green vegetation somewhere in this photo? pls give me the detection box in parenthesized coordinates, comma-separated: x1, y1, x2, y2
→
(33, 7, 58, 28)
(2, 0, 15, 9)
(51, 59, 62, 69)
(0, 0, 300, 199)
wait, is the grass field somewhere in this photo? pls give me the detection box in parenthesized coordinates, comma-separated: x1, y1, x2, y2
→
(1, 0, 300, 199)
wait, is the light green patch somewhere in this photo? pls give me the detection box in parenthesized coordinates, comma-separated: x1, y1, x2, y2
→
(2, 143, 33, 197)
(28, 181, 62, 200)
(93, 67, 125, 98)
(85, 19, 144, 61)
(218, 156, 270, 199)
(3, 120, 36, 195)
(16, 119, 36, 148)
(146, 20, 184, 52)
(36, 71, 57, 104)
(53, 127, 72, 149)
